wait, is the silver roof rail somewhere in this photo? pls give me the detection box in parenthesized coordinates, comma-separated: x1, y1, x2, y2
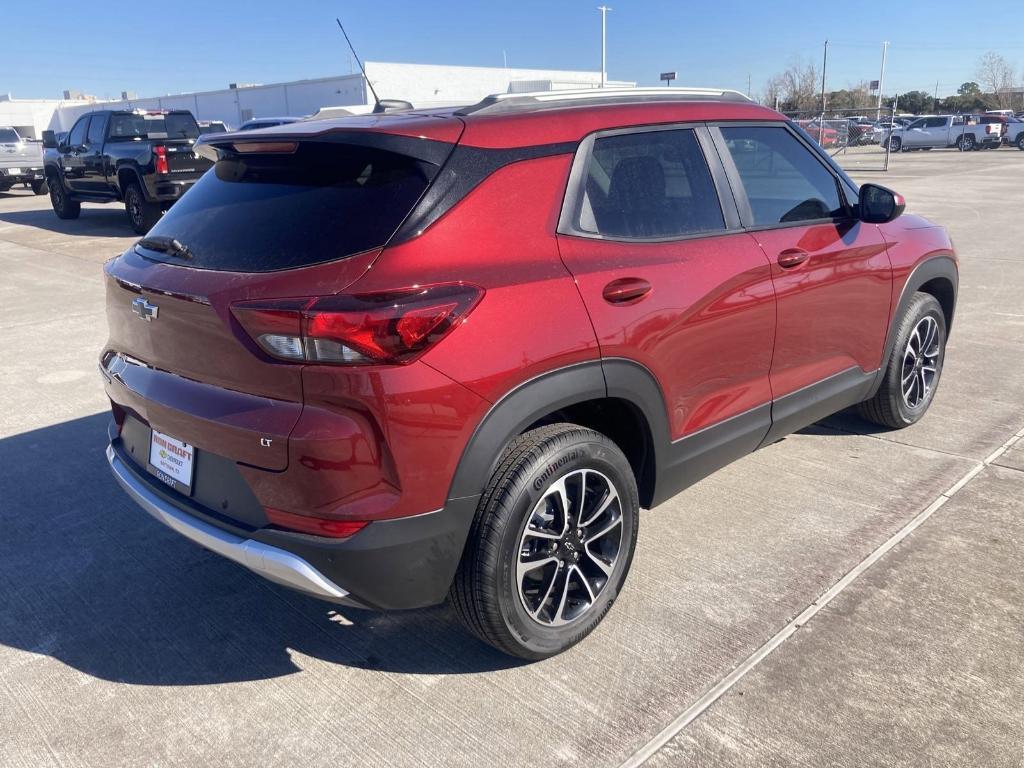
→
(455, 87, 754, 116)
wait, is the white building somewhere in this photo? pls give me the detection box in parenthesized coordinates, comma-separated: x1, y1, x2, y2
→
(0, 94, 92, 138)
(4, 62, 634, 135)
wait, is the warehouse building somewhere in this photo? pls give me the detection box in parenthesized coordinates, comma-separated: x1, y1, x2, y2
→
(2, 61, 634, 135)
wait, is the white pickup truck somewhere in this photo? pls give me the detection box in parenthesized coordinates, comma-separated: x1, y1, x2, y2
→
(0, 127, 47, 194)
(1004, 118, 1024, 150)
(886, 115, 1000, 152)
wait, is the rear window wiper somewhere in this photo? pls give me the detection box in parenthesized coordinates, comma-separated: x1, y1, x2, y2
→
(137, 235, 194, 261)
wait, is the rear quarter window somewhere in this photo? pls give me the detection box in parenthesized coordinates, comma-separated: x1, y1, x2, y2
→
(140, 141, 436, 272)
(573, 128, 725, 239)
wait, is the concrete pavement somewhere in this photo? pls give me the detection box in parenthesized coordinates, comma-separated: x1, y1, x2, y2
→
(0, 148, 1022, 767)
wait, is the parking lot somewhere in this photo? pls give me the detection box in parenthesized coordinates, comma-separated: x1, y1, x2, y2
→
(1, 148, 1022, 767)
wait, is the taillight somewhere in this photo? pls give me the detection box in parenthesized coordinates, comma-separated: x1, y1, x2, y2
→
(265, 507, 368, 538)
(231, 283, 484, 365)
(153, 145, 169, 174)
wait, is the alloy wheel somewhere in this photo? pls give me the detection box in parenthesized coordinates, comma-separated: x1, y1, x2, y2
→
(127, 189, 142, 227)
(901, 315, 941, 409)
(516, 469, 624, 627)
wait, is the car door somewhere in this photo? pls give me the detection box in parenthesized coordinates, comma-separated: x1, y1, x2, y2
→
(923, 116, 950, 147)
(556, 125, 777, 456)
(79, 111, 110, 195)
(901, 118, 928, 147)
(61, 115, 90, 191)
(712, 123, 892, 436)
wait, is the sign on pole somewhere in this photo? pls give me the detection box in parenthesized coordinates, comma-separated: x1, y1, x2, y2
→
(660, 71, 677, 86)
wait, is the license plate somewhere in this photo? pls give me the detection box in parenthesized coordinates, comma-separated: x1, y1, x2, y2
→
(148, 430, 195, 494)
(6, 168, 20, 175)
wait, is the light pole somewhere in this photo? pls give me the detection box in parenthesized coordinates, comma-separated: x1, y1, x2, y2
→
(876, 41, 889, 120)
(598, 5, 612, 88)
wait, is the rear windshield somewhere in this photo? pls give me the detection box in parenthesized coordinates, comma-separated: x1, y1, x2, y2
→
(140, 142, 436, 272)
(0, 128, 20, 143)
(108, 113, 199, 141)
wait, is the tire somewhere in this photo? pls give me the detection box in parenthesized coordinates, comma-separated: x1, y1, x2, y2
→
(0, 182, 11, 193)
(47, 172, 80, 219)
(124, 181, 161, 235)
(31, 179, 48, 195)
(450, 423, 640, 659)
(889, 136, 902, 152)
(1017, 134, 1024, 151)
(955, 134, 975, 151)
(858, 292, 946, 429)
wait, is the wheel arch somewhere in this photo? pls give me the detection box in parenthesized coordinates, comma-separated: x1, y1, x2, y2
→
(116, 165, 144, 199)
(446, 359, 670, 510)
(870, 254, 958, 397)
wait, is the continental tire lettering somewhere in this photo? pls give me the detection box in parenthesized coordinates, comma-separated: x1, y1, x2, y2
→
(533, 449, 582, 490)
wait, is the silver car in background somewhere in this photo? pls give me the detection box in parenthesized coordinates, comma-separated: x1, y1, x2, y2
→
(0, 127, 47, 194)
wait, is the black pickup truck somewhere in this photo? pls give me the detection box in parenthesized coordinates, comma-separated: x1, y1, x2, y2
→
(42, 110, 213, 234)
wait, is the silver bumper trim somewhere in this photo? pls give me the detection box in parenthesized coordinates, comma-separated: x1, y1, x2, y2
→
(106, 445, 350, 602)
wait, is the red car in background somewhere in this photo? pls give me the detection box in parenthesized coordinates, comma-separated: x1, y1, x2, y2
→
(796, 118, 841, 147)
(102, 89, 957, 659)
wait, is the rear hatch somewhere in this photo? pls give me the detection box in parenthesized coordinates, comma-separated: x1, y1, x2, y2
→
(107, 111, 214, 178)
(0, 128, 42, 170)
(103, 121, 461, 471)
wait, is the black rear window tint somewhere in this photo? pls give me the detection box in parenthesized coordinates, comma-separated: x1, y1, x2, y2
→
(140, 142, 436, 272)
(0, 129, 20, 143)
(108, 113, 199, 140)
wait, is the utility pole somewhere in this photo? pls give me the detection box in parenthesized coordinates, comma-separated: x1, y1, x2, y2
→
(934, 80, 940, 111)
(820, 39, 829, 113)
(598, 5, 612, 87)
(876, 41, 889, 120)
(747, 73, 752, 98)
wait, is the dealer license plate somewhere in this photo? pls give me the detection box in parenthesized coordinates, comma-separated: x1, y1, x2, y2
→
(148, 430, 195, 494)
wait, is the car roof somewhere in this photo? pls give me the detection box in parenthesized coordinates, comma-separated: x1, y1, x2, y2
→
(211, 88, 785, 150)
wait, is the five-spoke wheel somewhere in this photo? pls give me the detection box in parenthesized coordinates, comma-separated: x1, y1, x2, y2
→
(901, 315, 940, 409)
(517, 469, 624, 627)
(451, 424, 639, 659)
(859, 291, 946, 428)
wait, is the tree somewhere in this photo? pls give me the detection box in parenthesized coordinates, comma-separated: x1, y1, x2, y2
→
(976, 52, 1016, 108)
(762, 58, 820, 113)
(958, 81, 982, 98)
(892, 90, 933, 114)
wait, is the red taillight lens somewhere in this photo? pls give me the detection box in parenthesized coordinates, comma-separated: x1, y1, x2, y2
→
(153, 145, 169, 174)
(231, 283, 483, 365)
(265, 507, 368, 539)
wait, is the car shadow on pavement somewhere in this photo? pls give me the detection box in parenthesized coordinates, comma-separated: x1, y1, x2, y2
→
(0, 206, 137, 239)
(0, 414, 524, 685)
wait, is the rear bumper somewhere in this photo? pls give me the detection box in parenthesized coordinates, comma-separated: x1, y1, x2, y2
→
(106, 435, 479, 610)
(0, 167, 44, 183)
(142, 176, 196, 202)
(107, 443, 357, 604)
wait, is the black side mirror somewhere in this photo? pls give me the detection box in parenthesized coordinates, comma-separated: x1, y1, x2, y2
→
(859, 183, 905, 224)
(42, 130, 57, 149)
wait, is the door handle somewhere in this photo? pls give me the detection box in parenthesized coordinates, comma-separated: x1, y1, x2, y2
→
(602, 277, 652, 305)
(777, 248, 810, 268)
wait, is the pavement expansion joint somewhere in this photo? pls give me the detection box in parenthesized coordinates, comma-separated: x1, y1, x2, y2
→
(618, 421, 1024, 768)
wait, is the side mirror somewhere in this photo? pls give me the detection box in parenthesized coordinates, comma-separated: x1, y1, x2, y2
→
(859, 183, 905, 224)
(42, 130, 57, 149)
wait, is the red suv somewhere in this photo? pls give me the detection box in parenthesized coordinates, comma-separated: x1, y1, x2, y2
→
(102, 88, 958, 659)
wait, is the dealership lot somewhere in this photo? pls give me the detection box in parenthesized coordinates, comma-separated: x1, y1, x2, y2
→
(1, 149, 1022, 766)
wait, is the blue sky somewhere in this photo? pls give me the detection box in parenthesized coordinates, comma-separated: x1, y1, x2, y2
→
(4, 1, 1023, 101)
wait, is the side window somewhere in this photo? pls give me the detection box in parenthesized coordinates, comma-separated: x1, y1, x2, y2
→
(574, 128, 725, 239)
(67, 116, 90, 147)
(908, 119, 925, 130)
(720, 126, 844, 227)
(925, 117, 947, 129)
(87, 113, 108, 145)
